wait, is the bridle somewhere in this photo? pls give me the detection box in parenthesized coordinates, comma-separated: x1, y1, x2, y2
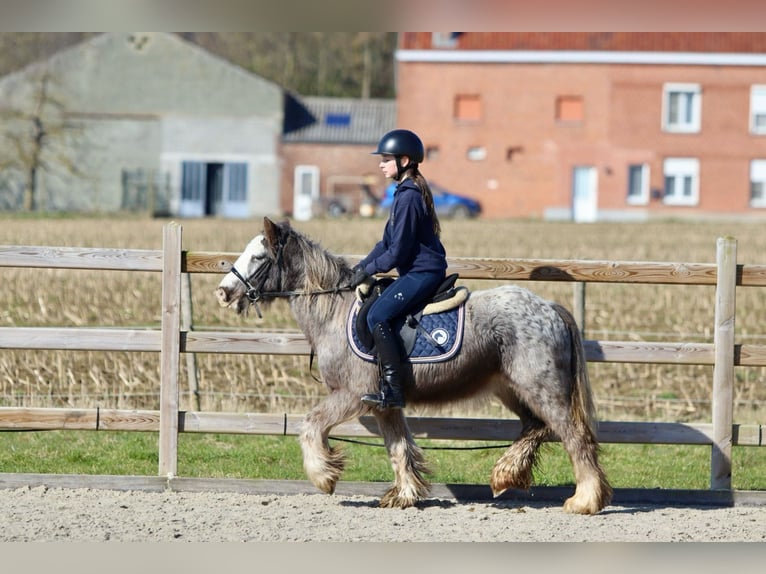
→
(228, 237, 353, 319)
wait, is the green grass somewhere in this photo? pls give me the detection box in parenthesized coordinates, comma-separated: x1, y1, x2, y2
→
(3, 430, 766, 491)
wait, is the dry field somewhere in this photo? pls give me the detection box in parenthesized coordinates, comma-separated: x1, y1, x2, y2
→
(2, 215, 766, 425)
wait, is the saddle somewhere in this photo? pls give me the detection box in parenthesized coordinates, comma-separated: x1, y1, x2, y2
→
(353, 273, 469, 356)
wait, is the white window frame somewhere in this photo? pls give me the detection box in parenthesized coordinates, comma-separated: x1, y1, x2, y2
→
(750, 160, 766, 207)
(662, 83, 702, 133)
(750, 85, 766, 135)
(663, 157, 699, 206)
(466, 146, 487, 161)
(627, 163, 650, 205)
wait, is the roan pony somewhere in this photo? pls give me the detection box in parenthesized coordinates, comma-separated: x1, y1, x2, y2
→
(215, 217, 612, 514)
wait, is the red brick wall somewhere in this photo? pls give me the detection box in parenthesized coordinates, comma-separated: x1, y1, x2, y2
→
(396, 61, 611, 218)
(396, 58, 766, 219)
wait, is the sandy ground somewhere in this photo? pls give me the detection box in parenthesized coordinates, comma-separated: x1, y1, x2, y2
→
(2, 484, 766, 542)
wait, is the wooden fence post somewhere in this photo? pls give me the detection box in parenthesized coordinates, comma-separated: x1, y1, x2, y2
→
(181, 272, 201, 411)
(159, 223, 182, 477)
(573, 282, 586, 336)
(711, 236, 737, 490)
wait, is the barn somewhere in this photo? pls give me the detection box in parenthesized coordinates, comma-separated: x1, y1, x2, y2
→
(0, 32, 284, 218)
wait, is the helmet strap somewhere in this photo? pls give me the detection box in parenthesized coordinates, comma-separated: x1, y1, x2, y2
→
(394, 157, 404, 181)
(394, 157, 416, 181)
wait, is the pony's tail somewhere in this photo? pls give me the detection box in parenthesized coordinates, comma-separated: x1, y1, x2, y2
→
(553, 303, 597, 435)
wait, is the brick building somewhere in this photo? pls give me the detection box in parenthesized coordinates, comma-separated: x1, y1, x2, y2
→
(395, 33, 766, 221)
(281, 95, 396, 220)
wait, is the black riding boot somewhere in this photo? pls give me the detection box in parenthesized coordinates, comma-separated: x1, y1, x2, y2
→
(361, 322, 406, 409)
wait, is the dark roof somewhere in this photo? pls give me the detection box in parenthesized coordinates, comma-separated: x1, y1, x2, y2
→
(282, 95, 396, 144)
(400, 32, 766, 53)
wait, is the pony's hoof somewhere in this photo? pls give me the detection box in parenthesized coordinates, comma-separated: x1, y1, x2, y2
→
(379, 487, 417, 509)
(316, 481, 336, 495)
(379, 497, 416, 509)
(490, 460, 533, 496)
(563, 496, 601, 515)
(491, 485, 508, 498)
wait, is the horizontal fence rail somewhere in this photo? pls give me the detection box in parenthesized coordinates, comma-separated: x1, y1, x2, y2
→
(4, 327, 766, 366)
(0, 227, 762, 491)
(1, 407, 764, 446)
(9, 244, 766, 284)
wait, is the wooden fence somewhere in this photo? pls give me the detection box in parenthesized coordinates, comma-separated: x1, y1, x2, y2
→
(2, 223, 766, 491)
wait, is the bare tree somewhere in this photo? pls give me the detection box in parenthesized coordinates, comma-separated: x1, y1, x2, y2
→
(0, 67, 84, 211)
(180, 32, 397, 98)
(0, 33, 92, 77)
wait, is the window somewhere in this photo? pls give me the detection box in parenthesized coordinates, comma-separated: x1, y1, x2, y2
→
(751, 160, 766, 207)
(506, 146, 523, 161)
(662, 83, 701, 133)
(627, 164, 649, 205)
(556, 96, 584, 122)
(663, 158, 699, 206)
(466, 146, 486, 161)
(425, 146, 440, 161)
(751, 86, 766, 134)
(455, 94, 481, 121)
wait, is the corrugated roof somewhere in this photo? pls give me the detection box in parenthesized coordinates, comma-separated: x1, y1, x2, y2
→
(282, 95, 396, 144)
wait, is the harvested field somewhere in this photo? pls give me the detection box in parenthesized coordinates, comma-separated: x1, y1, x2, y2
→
(2, 215, 766, 423)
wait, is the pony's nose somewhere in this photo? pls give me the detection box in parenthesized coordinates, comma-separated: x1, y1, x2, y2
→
(215, 286, 230, 306)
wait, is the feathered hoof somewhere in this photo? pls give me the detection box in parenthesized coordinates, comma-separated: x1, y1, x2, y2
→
(490, 485, 508, 498)
(563, 495, 601, 515)
(303, 447, 345, 496)
(561, 474, 612, 514)
(490, 464, 532, 497)
(310, 475, 337, 495)
(379, 486, 418, 509)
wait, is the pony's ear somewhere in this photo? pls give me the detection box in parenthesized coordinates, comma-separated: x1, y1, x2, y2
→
(263, 217, 280, 252)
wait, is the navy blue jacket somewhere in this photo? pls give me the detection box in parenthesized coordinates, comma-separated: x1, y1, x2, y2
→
(359, 179, 447, 277)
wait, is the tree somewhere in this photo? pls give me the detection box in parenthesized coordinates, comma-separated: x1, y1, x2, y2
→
(178, 32, 397, 98)
(0, 66, 84, 211)
(0, 33, 93, 77)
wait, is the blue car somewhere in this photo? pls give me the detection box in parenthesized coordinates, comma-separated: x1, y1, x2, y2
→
(377, 182, 481, 219)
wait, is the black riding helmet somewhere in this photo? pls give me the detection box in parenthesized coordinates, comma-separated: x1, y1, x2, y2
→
(371, 129, 424, 180)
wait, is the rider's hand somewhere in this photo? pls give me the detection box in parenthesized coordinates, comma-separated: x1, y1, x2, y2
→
(350, 266, 371, 288)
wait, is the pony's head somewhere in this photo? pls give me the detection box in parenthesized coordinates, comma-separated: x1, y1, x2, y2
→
(215, 217, 288, 315)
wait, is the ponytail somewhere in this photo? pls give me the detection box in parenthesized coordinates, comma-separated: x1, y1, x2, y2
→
(406, 167, 441, 237)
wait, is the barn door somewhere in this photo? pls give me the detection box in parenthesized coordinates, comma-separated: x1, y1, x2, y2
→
(180, 161, 249, 218)
(179, 161, 206, 218)
(220, 162, 248, 218)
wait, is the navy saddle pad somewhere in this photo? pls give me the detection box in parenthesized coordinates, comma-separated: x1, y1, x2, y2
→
(346, 301, 466, 364)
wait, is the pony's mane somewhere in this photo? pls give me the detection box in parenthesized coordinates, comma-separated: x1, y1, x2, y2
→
(283, 225, 352, 317)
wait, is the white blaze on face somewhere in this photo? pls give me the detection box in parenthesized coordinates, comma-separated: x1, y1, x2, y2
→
(216, 234, 269, 307)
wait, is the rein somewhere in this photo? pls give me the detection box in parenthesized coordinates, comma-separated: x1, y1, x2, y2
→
(228, 241, 353, 318)
(228, 235, 354, 384)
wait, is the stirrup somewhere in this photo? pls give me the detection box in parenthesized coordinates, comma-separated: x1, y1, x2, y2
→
(361, 389, 405, 410)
